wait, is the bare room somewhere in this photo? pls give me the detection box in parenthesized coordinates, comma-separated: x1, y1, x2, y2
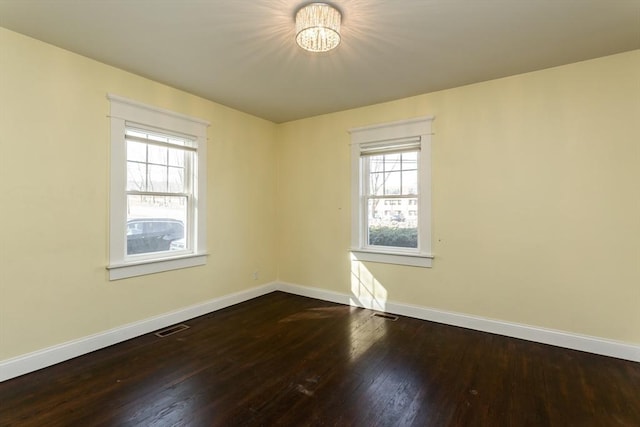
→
(0, 1, 638, 425)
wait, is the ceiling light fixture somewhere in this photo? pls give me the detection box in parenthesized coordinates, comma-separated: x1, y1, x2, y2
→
(295, 2, 341, 53)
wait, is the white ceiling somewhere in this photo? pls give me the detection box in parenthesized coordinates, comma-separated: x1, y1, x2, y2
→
(1, 0, 638, 123)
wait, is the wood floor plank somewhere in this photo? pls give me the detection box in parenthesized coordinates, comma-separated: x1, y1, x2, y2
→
(1, 291, 638, 426)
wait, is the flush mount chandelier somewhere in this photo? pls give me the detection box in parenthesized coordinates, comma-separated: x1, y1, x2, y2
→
(295, 2, 342, 53)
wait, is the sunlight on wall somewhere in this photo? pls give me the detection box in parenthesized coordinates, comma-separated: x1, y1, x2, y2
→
(348, 253, 391, 362)
(350, 253, 388, 312)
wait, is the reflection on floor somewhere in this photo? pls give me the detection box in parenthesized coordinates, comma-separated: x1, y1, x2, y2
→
(1, 291, 639, 426)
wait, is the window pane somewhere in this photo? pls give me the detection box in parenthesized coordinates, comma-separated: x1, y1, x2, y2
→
(148, 165, 168, 192)
(168, 148, 185, 167)
(369, 172, 385, 196)
(168, 167, 184, 193)
(127, 141, 146, 162)
(126, 162, 146, 191)
(385, 153, 401, 172)
(369, 155, 384, 173)
(127, 195, 187, 255)
(367, 198, 417, 249)
(402, 170, 418, 195)
(384, 171, 401, 195)
(402, 151, 418, 170)
(148, 145, 167, 165)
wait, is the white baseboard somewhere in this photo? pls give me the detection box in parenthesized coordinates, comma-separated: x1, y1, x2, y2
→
(2, 280, 637, 382)
(0, 282, 278, 382)
(277, 281, 640, 363)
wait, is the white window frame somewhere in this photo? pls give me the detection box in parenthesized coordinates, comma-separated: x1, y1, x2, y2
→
(349, 116, 434, 268)
(107, 94, 209, 280)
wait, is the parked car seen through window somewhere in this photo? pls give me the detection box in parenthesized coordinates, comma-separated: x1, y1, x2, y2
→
(126, 218, 184, 255)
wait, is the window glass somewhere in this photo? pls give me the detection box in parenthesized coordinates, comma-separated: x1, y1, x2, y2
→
(385, 153, 401, 172)
(168, 148, 184, 167)
(147, 164, 168, 192)
(402, 170, 417, 195)
(126, 162, 146, 191)
(124, 130, 193, 257)
(126, 195, 187, 255)
(385, 171, 401, 195)
(147, 145, 163, 164)
(364, 150, 420, 249)
(127, 141, 146, 162)
(168, 167, 185, 193)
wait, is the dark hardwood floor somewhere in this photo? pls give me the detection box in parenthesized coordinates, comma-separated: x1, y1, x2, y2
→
(1, 291, 638, 426)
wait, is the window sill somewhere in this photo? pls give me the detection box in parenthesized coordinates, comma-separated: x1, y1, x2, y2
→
(350, 249, 433, 268)
(107, 253, 208, 280)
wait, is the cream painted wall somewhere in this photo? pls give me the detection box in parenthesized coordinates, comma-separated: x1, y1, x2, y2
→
(0, 28, 278, 360)
(277, 50, 640, 344)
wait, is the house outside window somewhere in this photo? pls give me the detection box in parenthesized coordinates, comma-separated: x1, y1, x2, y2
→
(107, 94, 209, 280)
(350, 116, 434, 268)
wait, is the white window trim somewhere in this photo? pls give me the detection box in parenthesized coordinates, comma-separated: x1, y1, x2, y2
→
(107, 94, 209, 280)
(349, 116, 434, 268)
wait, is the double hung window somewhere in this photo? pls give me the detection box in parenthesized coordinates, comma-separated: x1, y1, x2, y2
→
(350, 116, 434, 267)
(107, 94, 209, 280)
(125, 127, 193, 256)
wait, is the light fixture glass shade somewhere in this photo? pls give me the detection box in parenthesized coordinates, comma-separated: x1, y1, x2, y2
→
(295, 3, 341, 52)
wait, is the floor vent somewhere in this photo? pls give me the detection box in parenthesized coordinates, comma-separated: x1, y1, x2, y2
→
(373, 313, 399, 321)
(154, 324, 190, 338)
